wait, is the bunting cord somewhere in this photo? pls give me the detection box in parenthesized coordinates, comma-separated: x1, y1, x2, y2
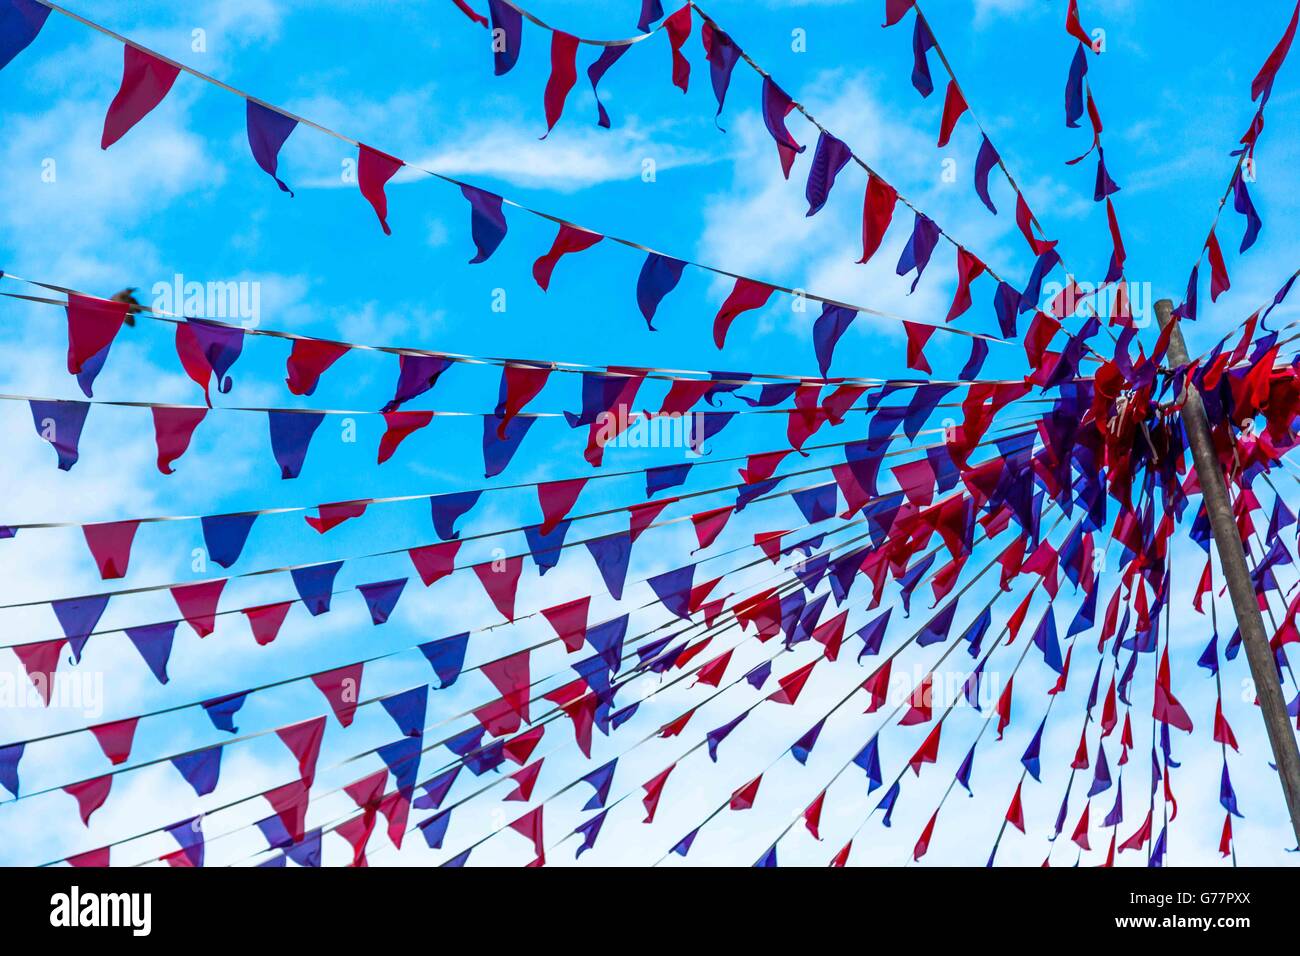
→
(646, 510, 1067, 866)
(0, 418, 1043, 617)
(75, 516, 880, 867)
(906, 1, 1121, 351)
(259, 486, 1064, 868)
(2, 274, 1027, 391)
(24, 3, 1005, 346)
(17, 516, 870, 835)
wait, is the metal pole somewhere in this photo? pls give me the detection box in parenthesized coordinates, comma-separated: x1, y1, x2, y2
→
(1155, 298, 1300, 846)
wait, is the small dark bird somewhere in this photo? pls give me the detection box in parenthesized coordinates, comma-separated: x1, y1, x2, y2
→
(110, 288, 144, 327)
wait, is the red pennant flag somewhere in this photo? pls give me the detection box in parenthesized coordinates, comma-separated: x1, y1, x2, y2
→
(504, 725, 545, 765)
(311, 663, 365, 727)
(264, 780, 310, 843)
(903, 322, 935, 373)
(542, 596, 589, 653)
(812, 610, 849, 661)
(1153, 646, 1193, 732)
(712, 278, 775, 349)
(304, 501, 368, 534)
(1006, 588, 1035, 643)
(863, 659, 892, 713)
(1071, 727, 1090, 769)
(1005, 782, 1026, 832)
(357, 144, 404, 235)
(937, 79, 968, 147)
(537, 478, 587, 536)
(740, 450, 790, 484)
(946, 248, 986, 322)
(830, 841, 852, 867)
(673, 637, 712, 671)
(13, 639, 66, 707)
(498, 365, 551, 436)
(1252, 0, 1300, 101)
(629, 498, 674, 542)
(900, 674, 933, 725)
(908, 723, 942, 775)
(642, 765, 674, 822)
(1119, 810, 1152, 852)
(730, 774, 762, 810)
(66, 847, 111, 868)
(533, 224, 604, 291)
(286, 339, 349, 396)
(754, 530, 788, 564)
(82, 520, 141, 580)
(542, 31, 580, 136)
(89, 717, 139, 766)
(66, 293, 129, 377)
(995, 676, 1014, 739)
(508, 806, 545, 859)
(1014, 192, 1056, 256)
(65, 775, 113, 826)
(1219, 814, 1234, 858)
(1213, 699, 1240, 751)
(1064, 0, 1096, 49)
(408, 541, 460, 586)
(858, 173, 899, 264)
(377, 410, 434, 464)
(152, 406, 206, 474)
(691, 506, 733, 550)
(507, 761, 544, 802)
(804, 790, 826, 840)
(659, 709, 694, 737)
(769, 659, 818, 705)
(277, 716, 327, 787)
(474, 557, 524, 622)
(1071, 802, 1092, 850)
(1206, 229, 1231, 302)
(101, 46, 181, 149)
(481, 649, 532, 728)
(242, 601, 293, 646)
(664, 3, 692, 92)
(913, 809, 939, 861)
(171, 579, 227, 638)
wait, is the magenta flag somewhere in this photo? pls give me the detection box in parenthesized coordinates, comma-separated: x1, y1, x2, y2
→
(101, 45, 181, 149)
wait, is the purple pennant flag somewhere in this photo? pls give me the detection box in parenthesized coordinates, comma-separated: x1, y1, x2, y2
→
(636, 0, 664, 32)
(1032, 605, 1064, 673)
(707, 712, 748, 762)
(201, 513, 257, 569)
(1220, 761, 1242, 817)
(245, 100, 297, 196)
(172, 749, 222, 796)
(688, 412, 735, 455)
(648, 564, 695, 620)
(1065, 44, 1087, 128)
(418, 810, 453, 849)
(702, 23, 741, 127)
(856, 608, 891, 661)
(898, 554, 936, 616)
(974, 135, 1000, 214)
(125, 621, 176, 685)
(1104, 779, 1125, 827)
(377, 737, 421, 792)
(806, 131, 853, 216)
(745, 660, 772, 690)
(587, 45, 631, 129)
(52, 594, 110, 662)
(1022, 716, 1046, 780)
(958, 337, 989, 380)
(1233, 171, 1262, 252)
(791, 717, 826, 765)
(993, 281, 1020, 337)
(896, 212, 941, 293)
(580, 759, 617, 810)
(1174, 264, 1199, 322)
(636, 252, 687, 330)
(903, 383, 954, 442)
(646, 462, 690, 496)
(441, 849, 472, 867)
(0, 742, 23, 798)
(846, 439, 889, 500)
(964, 607, 992, 658)
(793, 484, 837, 524)
(1018, 249, 1061, 314)
(414, 766, 461, 810)
(290, 561, 343, 616)
(429, 490, 481, 541)
(586, 614, 629, 672)
(813, 303, 857, 378)
(671, 828, 699, 858)
(30, 399, 89, 471)
(483, 413, 535, 477)
(487, 0, 522, 75)
(383, 355, 453, 413)
(381, 685, 428, 738)
(854, 735, 883, 792)
(201, 692, 247, 734)
(911, 14, 936, 96)
(956, 743, 976, 793)
(188, 320, 245, 394)
(267, 411, 324, 479)
(0, 0, 49, 71)
(257, 814, 293, 850)
(1088, 742, 1112, 797)
(525, 520, 571, 575)
(574, 809, 608, 858)
(586, 532, 633, 600)
(165, 816, 206, 868)
(1094, 146, 1121, 201)
(286, 830, 322, 868)
(419, 633, 469, 688)
(460, 184, 508, 264)
(761, 77, 806, 177)
(918, 599, 958, 647)
(357, 578, 407, 625)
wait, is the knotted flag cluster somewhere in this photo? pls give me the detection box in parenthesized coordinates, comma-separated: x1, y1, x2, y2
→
(1, 0, 1300, 869)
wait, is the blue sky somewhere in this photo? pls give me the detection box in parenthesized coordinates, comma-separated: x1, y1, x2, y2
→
(1, 0, 1298, 867)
